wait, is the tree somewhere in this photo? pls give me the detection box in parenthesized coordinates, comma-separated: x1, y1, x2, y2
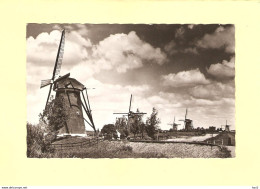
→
(130, 108, 144, 139)
(26, 121, 55, 157)
(101, 124, 118, 139)
(145, 107, 161, 140)
(140, 123, 146, 139)
(27, 122, 45, 157)
(39, 95, 70, 140)
(115, 116, 129, 138)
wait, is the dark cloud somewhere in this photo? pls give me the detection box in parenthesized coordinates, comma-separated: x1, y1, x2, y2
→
(207, 57, 235, 80)
(196, 26, 235, 53)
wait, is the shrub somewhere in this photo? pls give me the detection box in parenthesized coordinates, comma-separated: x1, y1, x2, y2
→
(27, 122, 55, 157)
(120, 133, 126, 139)
(119, 145, 133, 152)
(27, 122, 45, 157)
(143, 136, 152, 140)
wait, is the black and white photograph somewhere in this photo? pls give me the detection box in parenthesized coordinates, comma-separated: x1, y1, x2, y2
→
(26, 23, 235, 158)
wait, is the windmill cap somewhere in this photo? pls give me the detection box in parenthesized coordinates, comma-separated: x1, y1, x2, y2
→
(54, 77, 85, 91)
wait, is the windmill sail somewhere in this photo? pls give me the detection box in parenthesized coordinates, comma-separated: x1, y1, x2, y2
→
(42, 29, 66, 109)
(40, 79, 52, 88)
(54, 31, 65, 80)
(113, 94, 146, 131)
(129, 94, 132, 112)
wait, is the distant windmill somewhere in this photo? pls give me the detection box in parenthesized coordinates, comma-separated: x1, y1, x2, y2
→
(168, 117, 180, 131)
(179, 108, 193, 131)
(113, 94, 146, 131)
(40, 29, 96, 136)
(222, 120, 230, 132)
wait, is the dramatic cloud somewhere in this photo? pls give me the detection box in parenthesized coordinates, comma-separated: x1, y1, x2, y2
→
(74, 24, 89, 36)
(91, 31, 167, 73)
(26, 29, 167, 90)
(189, 80, 235, 100)
(162, 69, 210, 87)
(196, 26, 235, 53)
(164, 41, 198, 55)
(52, 24, 89, 36)
(207, 57, 235, 79)
(182, 47, 198, 54)
(26, 30, 92, 67)
(164, 41, 177, 55)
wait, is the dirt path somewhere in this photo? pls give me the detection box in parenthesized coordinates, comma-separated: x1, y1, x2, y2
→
(166, 134, 218, 142)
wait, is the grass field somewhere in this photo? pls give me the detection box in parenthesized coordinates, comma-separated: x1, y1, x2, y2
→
(33, 140, 231, 158)
(127, 142, 230, 158)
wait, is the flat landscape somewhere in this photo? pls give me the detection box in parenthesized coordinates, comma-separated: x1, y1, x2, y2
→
(35, 139, 231, 158)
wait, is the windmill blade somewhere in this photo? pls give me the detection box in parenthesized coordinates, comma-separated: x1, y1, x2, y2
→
(52, 29, 65, 81)
(43, 30, 65, 109)
(45, 83, 53, 109)
(131, 112, 147, 115)
(85, 88, 92, 113)
(129, 94, 132, 113)
(40, 79, 52, 88)
(185, 108, 188, 120)
(127, 113, 130, 131)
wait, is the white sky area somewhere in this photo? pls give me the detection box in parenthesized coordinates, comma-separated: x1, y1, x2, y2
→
(26, 24, 235, 131)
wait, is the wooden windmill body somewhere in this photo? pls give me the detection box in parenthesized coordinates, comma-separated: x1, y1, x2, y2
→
(168, 117, 180, 131)
(54, 77, 85, 135)
(179, 108, 193, 131)
(222, 120, 231, 132)
(40, 30, 96, 137)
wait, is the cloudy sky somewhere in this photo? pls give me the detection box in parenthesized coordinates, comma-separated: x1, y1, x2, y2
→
(26, 23, 235, 131)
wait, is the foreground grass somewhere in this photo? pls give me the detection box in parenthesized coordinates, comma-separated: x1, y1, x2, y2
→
(128, 142, 230, 158)
(32, 140, 230, 158)
(37, 141, 166, 158)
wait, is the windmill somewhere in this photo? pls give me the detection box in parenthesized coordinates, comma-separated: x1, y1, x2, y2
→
(179, 108, 193, 131)
(113, 94, 146, 131)
(222, 120, 230, 132)
(40, 29, 96, 136)
(168, 116, 180, 131)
